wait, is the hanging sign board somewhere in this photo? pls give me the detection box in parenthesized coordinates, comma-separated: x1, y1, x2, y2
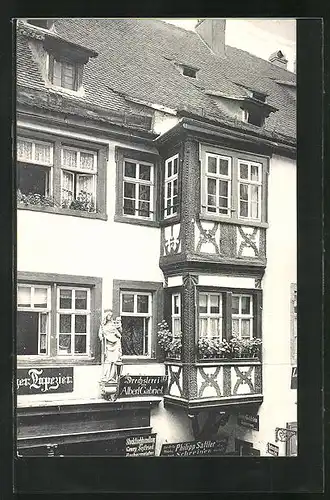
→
(160, 436, 228, 457)
(125, 433, 156, 457)
(267, 442, 279, 456)
(291, 366, 297, 389)
(17, 367, 73, 395)
(118, 375, 168, 398)
(237, 413, 259, 431)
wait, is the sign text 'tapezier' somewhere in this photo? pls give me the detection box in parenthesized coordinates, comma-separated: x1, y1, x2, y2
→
(17, 367, 74, 395)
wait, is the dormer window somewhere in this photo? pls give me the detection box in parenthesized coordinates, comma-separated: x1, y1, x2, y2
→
(252, 91, 267, 103)
(49, 56, 78, 91)
(242, 108, 265, 127)
(182, 66, 197, 78)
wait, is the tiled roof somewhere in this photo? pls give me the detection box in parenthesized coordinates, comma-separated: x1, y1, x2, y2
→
(16, 19, 296, 142)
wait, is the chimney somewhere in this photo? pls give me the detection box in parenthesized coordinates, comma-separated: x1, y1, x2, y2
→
(195, 19, 226, 58)
(268, 50, 288, 69)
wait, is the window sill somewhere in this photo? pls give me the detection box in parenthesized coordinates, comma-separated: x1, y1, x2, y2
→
(199, 212, 268, 229)
(17, 203, 108, 221)
(122, 357, 160, 365)
(114, 214, 160, 228)
(17, 356, 99, 367)
(159, 214, 181, 227)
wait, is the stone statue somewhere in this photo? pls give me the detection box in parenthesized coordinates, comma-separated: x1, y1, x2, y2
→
(98, 310, 123, 385)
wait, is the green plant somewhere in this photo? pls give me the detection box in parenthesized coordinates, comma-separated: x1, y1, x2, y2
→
(62, 191, 95, 212)
(157, 320, 182, 359)
(17, 189, 55, 207)
(197, 335, 262, 360)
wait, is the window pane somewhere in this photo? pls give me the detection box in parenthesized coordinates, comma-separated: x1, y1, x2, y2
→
(18, 286, 31, 307)
(122, 294, 134, 313)
(241, 296, 251, 314)
(80, 152, 95, 171)
(219, 158, 229, 176)
(34, 288, 48, 308)
(62, 76, 74, 90)
(219, 180, 228, 197)
(139, 184, 150, 201)
(199, 294, 207, 313)
(121, 317, 147, 356)
(60, 289, 72, 309)
(139, 164, 151, 181)
(17, 139, 33, 161)
(173, 318, 181, 336)
(124, 161, 136, 178)
(172, 196, 178, 212)
(167, 182, 172, 198)
(207, 178, 216, 195)
(207, 195, 216, 211)
(75, 315, 87, 333)
(39, 334, 47, 354)
(199, 318, 208, 337)
(123, 198, 135, 215)
(40, 313, 48, 334)
(59, 314, 72, 333)
(232, 296, 239, 314)
(240, 201, 248, 217)
(18, 164, 49, 197)
(240, 183, 249, 200)
(241, 319, 251, 338)
(167, 161, 172, 178)
(124, 182, 135, 199)
(75, 335, 87, 354)
(240, 163, 249, 179)
(209, 318, 220, 337)
(251, 164, 259, 181)
(207, 156, 217, 174)
(58, 334, 71, 354)
(219, 197, 228, 208)
(61, 171, 74, 204)
(251, 202, 259, 219)
(138, 201, 150, 217)
(173, 179, 178, 196)
(210, 295, 220, 314)
(173, 157, 178, 175)
(75, 290, 87, 310)
(251, 185, 259, 203)
(35, 143, 52, 165)
(232, 319, 239, 336)
(77, 175, 93, 199)
(53, 60, 62, 86)
(173, 295, 180, 315)
(62, 149, 77, 169)
(137, 295, 149, 313)
(17, 311, 38, 355)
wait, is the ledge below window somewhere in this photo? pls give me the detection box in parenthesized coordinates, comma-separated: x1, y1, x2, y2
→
(199, 212, 269, 229)
(114, 214, 160, 228)
(17, 203, 108, 221)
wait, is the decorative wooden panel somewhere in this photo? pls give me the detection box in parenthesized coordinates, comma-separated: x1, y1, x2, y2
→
(230, 364, 261, 396)
(163, 223, 181, 256)
(166, 364, 184, 397)
(197, 365, 223, 398)
(237, 226, 261, 258)
(194, 220, 220, 254)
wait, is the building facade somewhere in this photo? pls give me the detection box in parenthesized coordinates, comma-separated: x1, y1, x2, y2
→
(16, 18, 297, 457)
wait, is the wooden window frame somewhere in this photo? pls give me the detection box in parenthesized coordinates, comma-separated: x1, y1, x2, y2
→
(200, 143, 269, 227)
(112, 280, 163, 362)
(48, 54, 81, 91)
(16, 272, 102, 367)
(17, 129, 108, 221)
(115, 147, 160, 227)
(164, 154, 179, 219)
(196, 287, 262, 342)
(232, 293, 254, 340)
(204, 152, 232, 217)
(171, 292, 181, 338)
(120, 291, 153, 358)
(198, 292, 223, 341)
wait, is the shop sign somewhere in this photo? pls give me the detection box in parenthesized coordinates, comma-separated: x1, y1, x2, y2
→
(160, 437, 228, 457)
(125, 433, 156, 457)
(291, 366, 297, 389)
(267, 442, 279, 456)
(237, 413, 259, 431)
(118, 375, 168, 398)
(17, 367, 73, 395)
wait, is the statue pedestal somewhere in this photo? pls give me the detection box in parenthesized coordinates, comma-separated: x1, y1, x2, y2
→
(99, 381, 118, 401)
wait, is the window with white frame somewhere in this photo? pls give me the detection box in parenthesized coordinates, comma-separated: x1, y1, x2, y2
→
(232, 294, 254, 339)
(123, 159, 154, 219)
(61, 146, 97, 211)
(120, 291, 152, 356)
(17, 284, 51, 356)
(49, 55, 79, 91)
(238, 160, 262, 220)
(205, 154, 232, 215)
(172, 293, 181, 338)
(17, 137, 53, 198)
(164, 154, 179, 218)
(57, 287, 91, 355)
(198, 293, 223, 340)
